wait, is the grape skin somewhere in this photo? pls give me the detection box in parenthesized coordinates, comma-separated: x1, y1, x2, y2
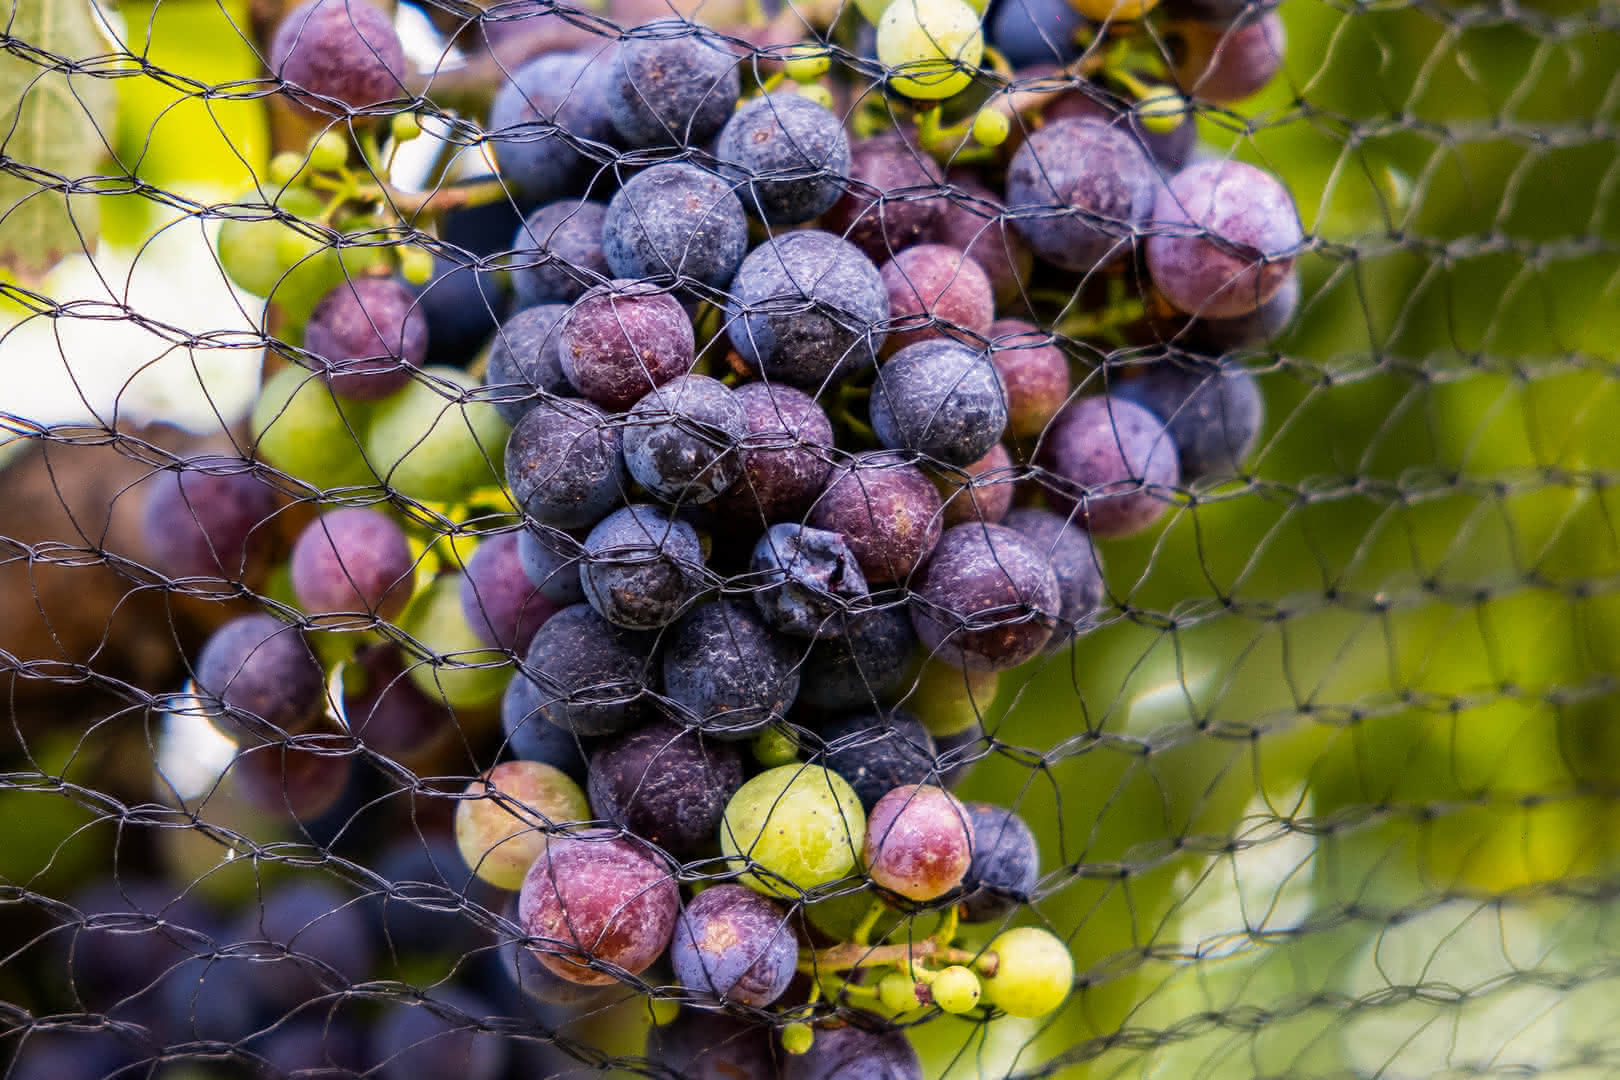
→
(959, 801, 1040, 922)
(416, 195, 523, 368)
(559, 280, 695, 410)
(303, 278, 428, 401)
(750, 523, 871, 639)
(799, 605, 919, 710)
(195, 613, 325, 741)
(607, 20, 741, 148)
(364, 366, 510, 504)
(716, 93, 852, 225)
(232, 880, 375, 1011)
(1145, 159, 1304, 319)
(815, 711, 938, 811)
(910, 522, 1062, 672)
(932, 172, 1036, 307)
(1003, 507, 1105, 647)
(879, 244, 995, 353)
(455, 760, 590, 891)
(784, 1016, 923, 1080)
(579, 503, 705, 630)
(587, 718, 744, 857)
(1112, 357, 1265, 480)
(988, 318, 1071, 438)
(517, 524, 587, 606)
(989, 0, 1087, 67)
(870, 341, 1009, 469)
(398, 573, 512, 709)
(231, 730, 352, 821)
(510, 201, 611, 309)
(603, 163, 750, 291)
(622, 374, 749, 505)
(251, 365, 375, 490)
(504, 398, 626, 531)
(864, 784, 974, 901)
(715, 382, 836, 523)
(670, 884, 796, 1006)
(344, 643, 455, 765)
(663, 600, 802, 739)
(253, 1017, 366, 1079)
(1036, 394, 1181, 537)
(489, 51, 618, 206)
(269, 0, 405, 114)
(483, 303, 574, 426)
(1172, 9, 1286, 104)
(876, 0, 985, 102)
(823, 135, 946, 262)
(936, 442, 1015, 527)
(499, 667, 592, 781)
(140, 455, 281, 584)
(518, 831, 680, 985)
(981, 926, 1073, 1017)
(458, 531, 558, 653)
(518, 602, 658, 736)
(373, 989, 509, 1080)
(721, 764, 867, 898)
(647, 1010, 780, 1080)
(289, 507, 414, 622)
(1044, 85, 1198, 172)
(809, 451, 944, 584)
(1006, 117, 1158, 273)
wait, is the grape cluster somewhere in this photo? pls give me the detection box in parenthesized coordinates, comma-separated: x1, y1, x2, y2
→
(160, 0, 1307, 1071)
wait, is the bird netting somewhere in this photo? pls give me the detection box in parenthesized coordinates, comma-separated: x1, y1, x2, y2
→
(1, 0, 1618, 1076)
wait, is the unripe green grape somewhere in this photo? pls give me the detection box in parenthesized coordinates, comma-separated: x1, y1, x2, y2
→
(783, 44, 831, 82)
(399, 573, 511, 708)
(250, 364, 377, 489)
(876, 0, 984, 102)
(307, 129, 350, 172)
(782, 1022, 814, 1055)
(879, 970, 924, 1013)
(753, 727, 800, 768)
(398, 245, 434, 287)
(908, 658, 998, 737)
(268, 151, 304, 187)
(981, 927, 1072, 1018)
(930, 965, 981, 1013)
(216, 186, 324, 299)
(391, 111, 422, 143)
(795, 83, 837, 111)
(972, 106, 1010, 147)
(364, 367, 510, 504)
(855, 0, 894, 25)
(454, 760, 590, 890)
(720, 765, 865, 898)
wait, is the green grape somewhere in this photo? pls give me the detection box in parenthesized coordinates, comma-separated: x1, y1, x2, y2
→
(399, 573, 511, 708)
(364, 367, 510, 504)
(391, 112, 422, 143)
(972, 106, 1010, 147)
(981, 927, 1072, 1018)
(781, 1022, 814, 1056)
(454, 760, 590, 890)
(720, 764, 865, 898)
(879, 970, 924, 1013)
(216, 186, 325, 299)
(307, 129, 350, 172)
(753, 727, 801, 768)
(930, 965, 981, 1013)
(907, 658, 998, 737)
(398, 245, 434, 286)
(250, 364, 378, 489)
(268, 151, 304, 187)
(783, 44, 831, 82)
(795, 83, 837, 111)
(1135, 90, 1187, 135)
(855, 0, 894, 25)
(876, 0, 984, 102)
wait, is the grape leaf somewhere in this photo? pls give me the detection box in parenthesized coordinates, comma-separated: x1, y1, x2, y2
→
(0, 0, 116, 279)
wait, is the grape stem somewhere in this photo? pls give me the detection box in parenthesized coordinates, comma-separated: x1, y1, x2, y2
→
(1055, 295, 1146, 342)
(850, 899, 887, 946)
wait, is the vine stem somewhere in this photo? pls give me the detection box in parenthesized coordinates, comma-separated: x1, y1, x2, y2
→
(801, 939, 998, 977)
(354, 177, 513, 221)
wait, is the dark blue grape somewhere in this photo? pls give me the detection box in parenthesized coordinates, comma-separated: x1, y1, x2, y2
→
(7, 1029, 148, 1080)
(62, 880, 214, 1005)
(232, 879, 375, 1012)
(504, 398, 626, 530)
(608, 20, 741, 147)
(798, 606, 918, 710)
(716, 92, 852, 225)
(489, 51, 617, 206)
(959, 802, 1040, 922)
(909, 523, 1062, 672)
(785, 1015, 922, 1080)
(750, 523, 870, 639)
(936, 721, 984, 789)
(484, 303, 573, 425)
(587, 717, 744, 856)
(415, 256, 508, 371)
(870, 340, 1008, 468)
(373, 988, 508, 1080)
(1045, 84, 1198, 172)
(662, 599, 801, 739)
(194, 613, 325, 741)
(814, 711, 936, 811)
(647, 1009, 780, 1080)
(509, 200, 610, 309)
(1002, 508, 1105, 648)
(252, 1015, 366, 1078)
(603, 163, 749, 290)
(580, 503, 706, 630)
(151, 952, 263, 1045)
(373, 835, 488, 958)
(725, 230, 889, 389)
(1113, 357, 1264, 481)
(500, 672, 592, 781)
(989, 0, 1087, 66)
(670, 884, 796, 1006)
(1007, 117, 1158, 272)
(715, 381, 836, 523)
(517, 523, 587, 606)
(517, 602, 658, 736)
(623, 374, 748, 505)
(269, 0, 405, 115)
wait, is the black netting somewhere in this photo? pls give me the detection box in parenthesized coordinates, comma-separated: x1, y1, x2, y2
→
(2, 0, 1618, 1076)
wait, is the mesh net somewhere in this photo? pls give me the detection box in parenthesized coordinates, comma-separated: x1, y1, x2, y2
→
(3, 0, 1619, 1076)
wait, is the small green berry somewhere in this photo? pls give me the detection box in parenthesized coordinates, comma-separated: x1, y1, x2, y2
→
(878, 969, 924, 1014)
(794, 83, 836, 111)
(308, 129, 350, 172)
(972, 106, 1010, 148)
(398, 245, 434, 287)
(391, 112, 422, 144)
(783, 44, 832, 83)
(981, 927, 1073, 1018)
(782, 1022, 814, 1056)
(930, 965, 982, 1014)
(752, 727, 800, 768)
(268, 151, 305, 187)
(275, 225, 326, 269)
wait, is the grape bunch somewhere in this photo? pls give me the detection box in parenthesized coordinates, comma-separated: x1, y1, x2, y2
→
(142, 0, 1308, 1072)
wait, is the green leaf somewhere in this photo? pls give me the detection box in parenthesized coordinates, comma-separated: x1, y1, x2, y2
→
(0, 0, 116, 278)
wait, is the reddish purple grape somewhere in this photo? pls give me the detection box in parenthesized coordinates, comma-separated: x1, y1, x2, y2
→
(289, 506, 414, 621)
(269, 0, 406, 114)
(1173, 9, 1286, 104)
(559, 280, 694, 410)
(504, 398, 626, 530)
(670, 884, 796, 1006)
(1036, 395, 1181, 538)
(517, 831, 680, 985)
(1003, 508, 1105, 647)
(936, 442, 1015, 528)
(824, 134, 946, 262)
(879, 244, 995, 353)
(662, 600, 801, 739)
(716, 382, 836, 522)
(911, 523, 1060, 672)
(303, 278, 427, 400)
(810, 451, 944, 584)
(1112, 358, 1265, 481)
(343, 643, 455, 762)
(870, 340, 1008, 468)
(1043, 85, 1198, 171)
(231, 730, 352, 820)
(1146, 159, 1304, 318)
(510, 201, 610, 309)
(988, 318, 1070, 438)
(784, 1015, 922, 1080)
(933, 171, 1035, 307)
(623, 374, 748, 505)
(865, 784, 973, 901)
(959, 801, 1040, 922)
(195, 614, 325, 741)
(140, 455, 280, 583)
(1007, 117, 1158, 273)
(816, 711, 936, 811)
(518, 602, 658, 736)
(587, 718, 744, 857)
(459, 530, 559, 652)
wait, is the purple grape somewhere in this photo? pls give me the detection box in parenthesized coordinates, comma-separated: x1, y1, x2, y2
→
(509, 200, 610, 309)
(865, 784, 973, 901)
(879, 244, 995, 353)
(253, 1016, 366, 1079)
(1003, 508, 1105, 647)
(195, 613, 325, 740)
(815, 711, 936, 810)
(799, 605, 918, 710)
(500, 670, 592, 782)
(517, 523, 588, 605)
(959, 802, 1040, 922)
(1146, 159, 1304, 318)
(623, 374, 748, 505)
(1112, 358, 1265, 480)
(937, 442, 1015, 527)
(990, 0, 1087, 66)
(344, 643, 456, 761)
(603, 163, 749, 290)
(785, 1015, 922, 1080)
(141, 455, 282, 586)
(374, 988, 508, 1080)
(716, 382, 836, 522)
(607, 20, 741, 147)
(459, 531, 559, 652)
(517, 831, 680, 985)
(823, 134, 946, 262)
(1036, 395, 1181, 537)
(559, 280, 695, 409)
(725, 230, 890, 389)
(231, 730, 353, 820)
(870, 340, 1008, 468)
(580, 503, 705, 630)
(269, 0, 405, 114)
(60, 880, 214, 1005)
(750, 523, 870, 639)
(483, 303, 574, 425)
(1007, 117, 1158, 273)
(7, 1029, 148, 1080)
(289, 506, 414, 621)
(303, 277, 427, 400)
(716, 92, 852, 225)
(587, 718, 744, 856)
(1142, 263, 1301, 352)
(374, 835, 490, 957)
(1043, 85, 1198, 171)
(670, 884, 796, 1006)
(910, 523, 1062, 672)
(489, 51, 618, 206)
(810, 452, 944, 585)
(504, 398, 626, 530)
(232, 879, 374, 1010)
(1173, 9, 1286, 104)
(647, 1008, 780, 1079)
(931, 172, 1036, 308)
(662, 599, 801, 739)
(517, 602, 657, 736)
(989, 317, 1071, 438)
